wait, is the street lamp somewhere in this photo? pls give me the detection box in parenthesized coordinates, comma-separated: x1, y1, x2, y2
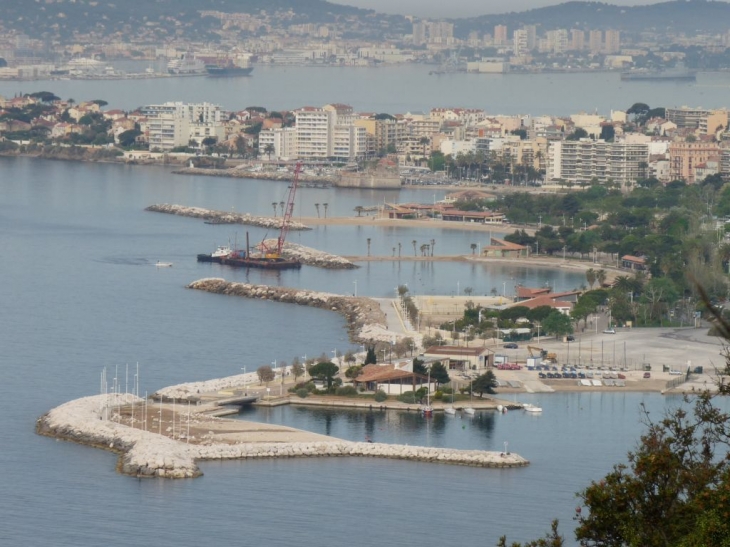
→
(353, 280, 357, 297)
(241, 366, 247, 393)
(457, 281, 460, 296)
(502, 281, 506, 297)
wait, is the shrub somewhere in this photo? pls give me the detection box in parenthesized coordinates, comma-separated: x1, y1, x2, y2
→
(434, 390, 443, 400)
(397, 391, 419, 404)
(335, 386, 358, 397)
(374, 390, 388, 402)
(296, 388, 309, 398)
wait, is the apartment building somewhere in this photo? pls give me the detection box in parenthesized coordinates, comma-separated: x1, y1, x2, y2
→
(513, 29, 529, 57)
(142, 101, 224, 150)
(604, 30, 621, 54)
(258, 127, 297, 160)
(588, 30, 603, 54)
(666, 106, 710, 129)
(721, 149, 730, 180)
(570, 29, 585, 51)
(295, 107, 335, 158)
(494, 25, 508, 46)
(699, 109, 728, 135)
(548, 140, 649, 186)
(669, 140, 721, 183)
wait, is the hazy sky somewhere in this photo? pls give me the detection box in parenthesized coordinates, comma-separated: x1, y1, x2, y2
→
(336, 0, 718, 18)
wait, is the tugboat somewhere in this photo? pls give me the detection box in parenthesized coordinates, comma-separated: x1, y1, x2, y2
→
(196, 164, 303, 271)
(197, 244, 233, 263)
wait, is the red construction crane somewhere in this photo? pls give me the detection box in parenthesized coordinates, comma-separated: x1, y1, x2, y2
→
(263, 161, 302, 259)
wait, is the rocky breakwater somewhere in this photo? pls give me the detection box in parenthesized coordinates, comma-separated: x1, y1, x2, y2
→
(37, 394, 529, 479)
(36, 394, 202, 478)
(187, 278, 399, 343)
(259, 239, 357, 270)
(145, 204, 310, 231)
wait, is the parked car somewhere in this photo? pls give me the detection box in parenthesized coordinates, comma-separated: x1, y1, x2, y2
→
(538, 372, 546, 379)
(566, 335, 575, 342)
(643, 372, 651, 379)
(669, 370, 683, 375)
(503, 343, 518, 349)
(603, 328, 616, 334)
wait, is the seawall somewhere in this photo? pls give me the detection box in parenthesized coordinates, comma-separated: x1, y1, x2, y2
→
(145, 203, 311, 231)
(36, 394, 529, 479)
(187, 278, 398, 343)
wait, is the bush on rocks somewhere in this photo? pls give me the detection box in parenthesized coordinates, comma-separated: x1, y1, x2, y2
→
(296, 388, 309, 398)
(373, 390, 388, 402)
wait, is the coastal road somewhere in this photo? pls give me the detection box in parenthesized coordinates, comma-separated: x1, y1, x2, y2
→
(372, 298, 413, 337)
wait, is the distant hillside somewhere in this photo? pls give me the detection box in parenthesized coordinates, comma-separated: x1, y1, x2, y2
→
(0, 0, 369, 40)
(456, 1, 730, 36)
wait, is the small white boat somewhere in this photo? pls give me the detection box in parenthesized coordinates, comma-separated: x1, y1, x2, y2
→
(463, 407, 475, 415)
(523, 403, 543, 413)
(155, 261, 173, 267)
(444, 406, 456, 415)
(496, 404, 504, 412)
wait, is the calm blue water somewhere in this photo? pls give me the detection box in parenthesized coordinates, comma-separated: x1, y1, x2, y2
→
(0, 155, 702, 546)
(0, 64, 728, 113)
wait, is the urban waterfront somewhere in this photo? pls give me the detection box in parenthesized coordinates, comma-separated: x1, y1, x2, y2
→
(2, 65, 730, 114)
(0, 154, 718, 545)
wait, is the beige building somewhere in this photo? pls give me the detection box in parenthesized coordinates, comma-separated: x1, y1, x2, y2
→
(669, 140, 721, 183)
(494, 25, 508, 45)
(548, 140, 649, 186)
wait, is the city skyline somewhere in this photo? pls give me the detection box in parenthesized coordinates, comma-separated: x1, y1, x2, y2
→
(336, 0, 729, 18)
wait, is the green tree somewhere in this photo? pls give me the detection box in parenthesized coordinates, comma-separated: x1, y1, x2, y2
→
(541, 311, 573, 337)
(472, 370, 497, 396)
(412, 358, 427, 376)
(364, 346, 377, 365)
(308, 361, 339, 390)
(575, 392, 730, 547)
(291, 358, 304, 381)
(428, 361, 450, 386)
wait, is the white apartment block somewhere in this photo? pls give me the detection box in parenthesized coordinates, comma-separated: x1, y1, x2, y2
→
(666, 106, 710, 129)
(295, 107, 336, 158)
(513, 29, 529, 57)
(143, 101, 224, 151)
(548, 140, 649, 186)
(545, 29, 568, 54)
(258, 127, 297, 160)
(333, 125, 368, 161)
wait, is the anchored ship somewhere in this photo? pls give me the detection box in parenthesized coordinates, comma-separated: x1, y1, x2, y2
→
(167, 54, 206, 75)
(205, 59, 253, 77)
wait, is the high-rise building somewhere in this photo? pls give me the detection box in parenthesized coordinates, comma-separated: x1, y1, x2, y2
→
(570, 29, 585, 51)
(545, 29, 569, 54)
(604, 30, 621, 54)
(513, 29, 529, 57)
(524, 25, 538, 50)
(412, 22, 427, 46)
(142, 101, 223, 150)
(588, 30, 603, 53)
(494, 25, 508, 46)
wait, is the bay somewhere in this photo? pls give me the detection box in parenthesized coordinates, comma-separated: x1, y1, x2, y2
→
(1, 65, 728, 113)
(0, 155, 697, 546)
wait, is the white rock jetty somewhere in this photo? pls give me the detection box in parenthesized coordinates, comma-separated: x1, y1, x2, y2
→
(145, 204, 310, 231)
(258, 239, 357, 269)
(37, 394, 530, 479)
(188, 278, 398, 343)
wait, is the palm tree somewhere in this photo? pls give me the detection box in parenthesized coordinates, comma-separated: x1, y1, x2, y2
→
(586, 268, 596, 289)
(392, 247, 396, 257)
(398, 242, 401, 257)
(412, 240, 417, 256)
(264, 143, 274, 160)
(430, 238, 435, 257)
(323, 203, 328, 218)
(596, 269, 607, 288)
(272, 202, 277, 217)
(314, 203, 320, 218)
(355, 206, 363, 217)
(367, 238, 371, 257)
(470, 243, 477, 255)
(279, 201, 285, 216)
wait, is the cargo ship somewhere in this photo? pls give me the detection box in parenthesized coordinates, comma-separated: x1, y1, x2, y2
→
(167, 54, 207, 75)
(205, 60, 253, 77)
(620, 64, 696, 82)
